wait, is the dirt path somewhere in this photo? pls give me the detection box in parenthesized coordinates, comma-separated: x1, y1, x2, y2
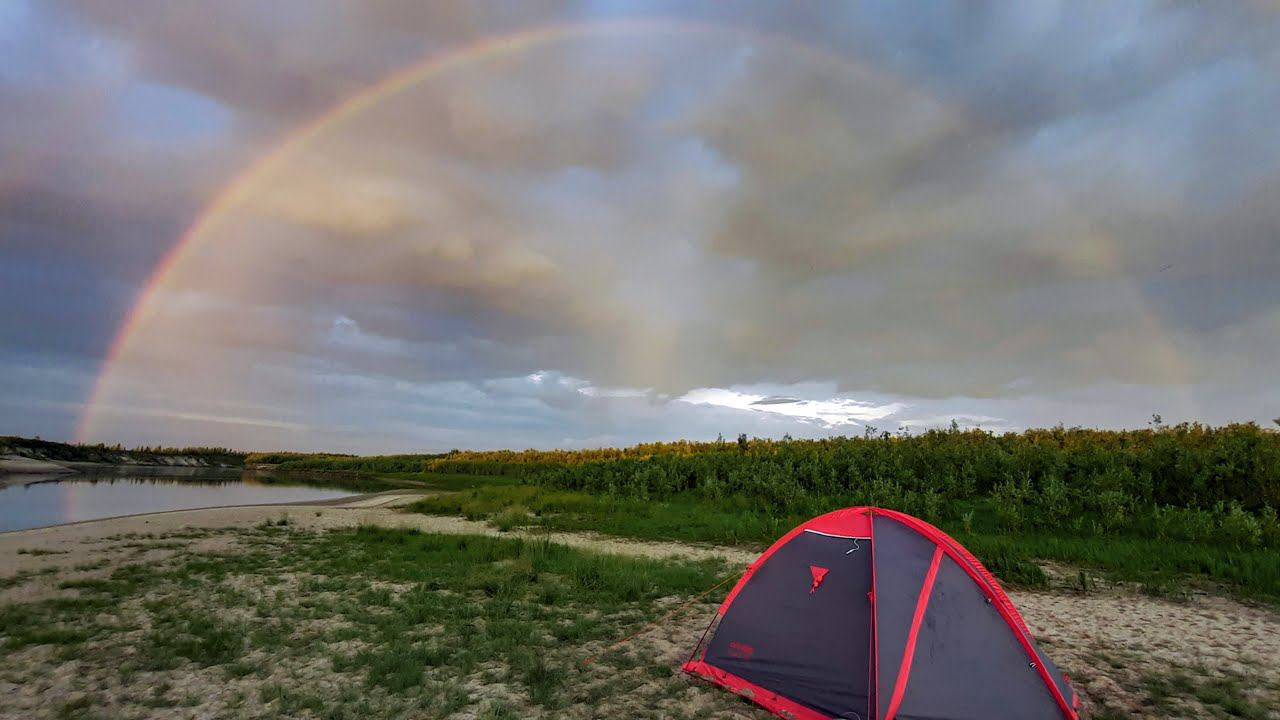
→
(1, 496, 754, 594)
(3, 502, 1279, 718)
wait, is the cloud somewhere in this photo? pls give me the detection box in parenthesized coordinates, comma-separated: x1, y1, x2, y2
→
(678, 386, 906, 428)
(4, 2, 1279, 449)
(88, 404, 311, 432)
(750, 396, 801, 406)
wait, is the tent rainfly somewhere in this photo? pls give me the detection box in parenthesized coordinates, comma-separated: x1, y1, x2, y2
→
(684, 507, 1080, 720)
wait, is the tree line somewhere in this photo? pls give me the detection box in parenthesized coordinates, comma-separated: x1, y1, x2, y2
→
(416, 423, 1280, 548)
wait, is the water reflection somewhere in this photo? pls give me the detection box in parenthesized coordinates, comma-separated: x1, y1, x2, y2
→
(0, 470, 354, 532)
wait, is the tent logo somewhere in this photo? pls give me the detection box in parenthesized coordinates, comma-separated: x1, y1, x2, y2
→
(727, 641, 755, 659)
(809, 565, 829, 594)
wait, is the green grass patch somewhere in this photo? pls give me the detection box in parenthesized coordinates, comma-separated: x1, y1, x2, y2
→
(408, 484, 802, 547)
(17, 548, 68, 556)
(56, 694, 106, 720)
(139, 611, 247, 669)
(956, 531, 1280, 598)
(1138, 666, 1277, 719)
(249, 471, 421, 494)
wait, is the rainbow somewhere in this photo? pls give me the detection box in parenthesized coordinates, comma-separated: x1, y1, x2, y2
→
(77, 17, 1198, 442)
(76, 17, 878, 442)
(80, 22, 595, 442)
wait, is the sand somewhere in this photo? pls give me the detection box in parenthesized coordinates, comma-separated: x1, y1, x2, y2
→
(0, 495, 751, 583)
(3, 499, 1279, 718)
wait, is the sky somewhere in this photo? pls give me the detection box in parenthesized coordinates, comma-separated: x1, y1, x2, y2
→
(2, 1, 1279, 453)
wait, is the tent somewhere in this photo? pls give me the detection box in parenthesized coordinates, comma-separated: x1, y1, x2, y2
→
(683, 507, 1079, 720)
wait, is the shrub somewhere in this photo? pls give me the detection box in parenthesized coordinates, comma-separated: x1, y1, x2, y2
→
(1217, 502, 1262, 549)
(991, 477, 1030, 532)
(1150, 506, 1216, 543)
(492, 508, 530, 532)
(1090, 490, 1131, 533)
(1258, 506, 1280, 548)
(1025, 473, 1072, 529)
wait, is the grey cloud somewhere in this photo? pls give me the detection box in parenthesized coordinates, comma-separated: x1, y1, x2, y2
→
(657, 5, 1280, 397)
(6, 2, 1280, 448)
(49, 1, 581, 130)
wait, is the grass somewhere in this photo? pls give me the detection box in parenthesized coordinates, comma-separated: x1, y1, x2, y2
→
(0, 566, 59, 591)
(247, 468, 517, 495)
(248, 471, 424, 494)
(479, 700, 521, 720)
(139, 611, 247, 669)
(409, 483, 803, 546)
(411, 471, 523, 491)
(17, 548, 68, 556)
(956, 531, 1280, 598)
(406, 480, 1280, 599)
(56, 694, 106, 720)
(0, 525, 737, 718)
(1136, 665, 1278, 719)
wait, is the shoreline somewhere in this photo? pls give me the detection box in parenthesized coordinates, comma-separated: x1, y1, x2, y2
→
(0, 489, 421, 537)
(0, 453, 241, 479)
(0, 462, 244, 489)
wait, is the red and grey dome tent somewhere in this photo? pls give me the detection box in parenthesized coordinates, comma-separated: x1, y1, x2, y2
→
(683, 507, 1079, 720)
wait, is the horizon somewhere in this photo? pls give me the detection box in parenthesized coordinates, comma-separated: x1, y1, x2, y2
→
(8, 417, 1278, 457)
(4, 3, 1280, 453)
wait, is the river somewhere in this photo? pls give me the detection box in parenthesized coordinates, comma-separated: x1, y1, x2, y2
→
(0, 469, 356, 533)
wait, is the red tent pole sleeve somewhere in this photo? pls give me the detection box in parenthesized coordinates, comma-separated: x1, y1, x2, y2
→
(883, 544, 944, 720)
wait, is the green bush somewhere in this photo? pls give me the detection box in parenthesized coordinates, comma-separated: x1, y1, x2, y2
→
(1218, 502, 1263, 549)
(1259, 506, 1280, 547)
(991, 477, 1030, 531)
(1148, 506, 1216, 543)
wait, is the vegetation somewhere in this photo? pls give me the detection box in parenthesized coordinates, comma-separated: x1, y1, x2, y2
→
(243, 451, 356, 465)
(269, 453, 446, 474)
(244, 471, 423, 495)
(461, 422, 1280, 511)
(261, 440, 763, 477)
(400, 423, 1280, 599)
(289, 422, 1280, 516)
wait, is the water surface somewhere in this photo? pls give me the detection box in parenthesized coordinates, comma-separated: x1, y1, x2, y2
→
(0, 470, 354, 533)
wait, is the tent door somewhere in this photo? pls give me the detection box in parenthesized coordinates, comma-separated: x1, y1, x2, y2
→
(702, 531, 875, 718)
